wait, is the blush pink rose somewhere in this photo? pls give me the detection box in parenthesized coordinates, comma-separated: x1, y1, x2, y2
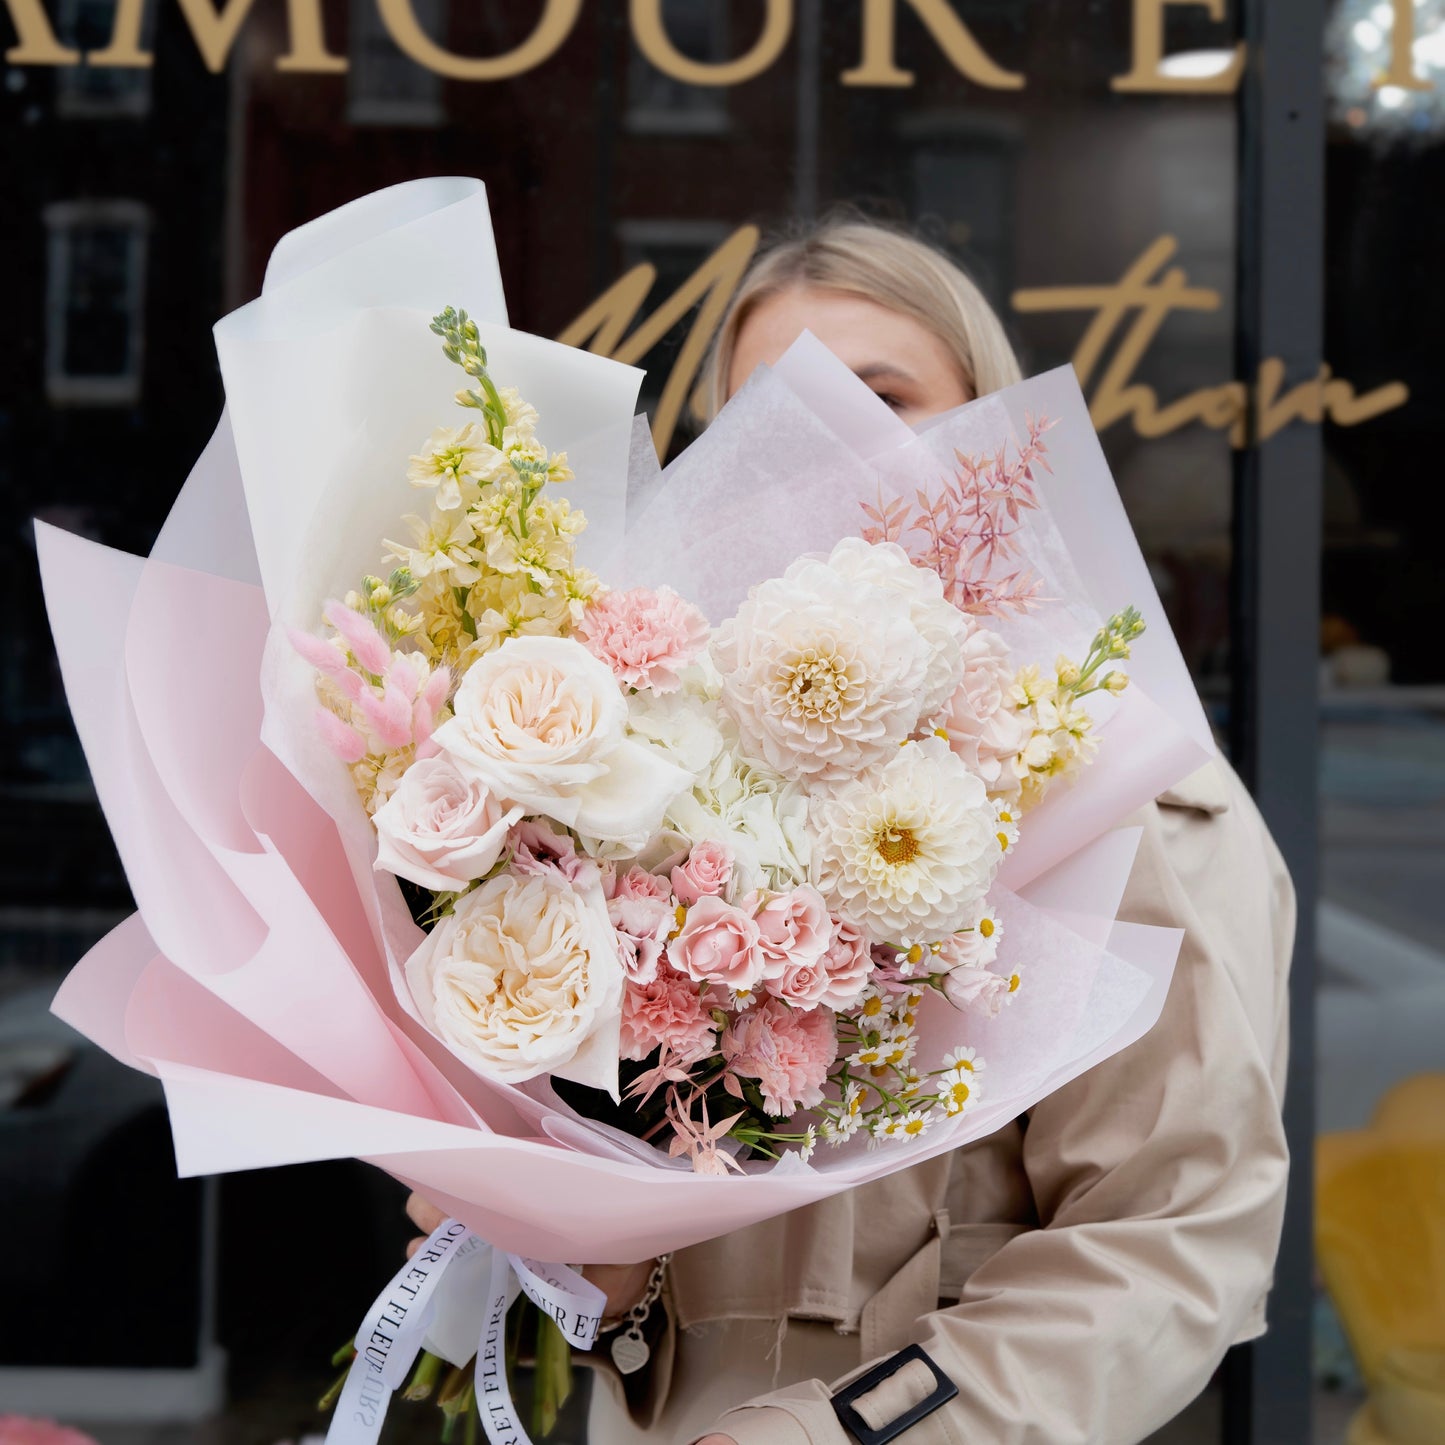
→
(814, 914, 872, 1010)
(670, 840, 733, 906)
(575, 585, 710, 693)
(608, 891, 675, 984)
(942, 965, 1011, 1018)
(372, 756, 522, 892)
(610, 864, 674, 903)
(721, 998, 836, 1117)
(669, 895, 764, 993)
(746, 887, 832, 980)
(943, 622, 1033, 789)
(619, 968, 718, 1062)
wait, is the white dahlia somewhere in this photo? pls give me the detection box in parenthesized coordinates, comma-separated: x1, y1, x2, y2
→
(825, 539, 970, 718)
(810, 738, 1002, 945)
(711, 553, 932, 785)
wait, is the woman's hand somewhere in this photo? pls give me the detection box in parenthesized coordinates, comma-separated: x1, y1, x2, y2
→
(403, 1193, 654, 1318)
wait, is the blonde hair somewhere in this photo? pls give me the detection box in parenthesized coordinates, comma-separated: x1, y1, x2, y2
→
(705, 216, 1022, 418)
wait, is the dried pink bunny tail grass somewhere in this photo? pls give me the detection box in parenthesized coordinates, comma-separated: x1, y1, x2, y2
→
(314, 707, 367, 763)
(413, 665, 452, 741)
(323, 600, 392, 674)
(359, 679, 414, 751)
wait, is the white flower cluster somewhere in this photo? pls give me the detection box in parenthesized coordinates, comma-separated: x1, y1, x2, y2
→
(709, 539, 1007, 947)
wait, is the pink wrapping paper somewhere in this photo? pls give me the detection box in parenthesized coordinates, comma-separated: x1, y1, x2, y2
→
(40, 177, 1206, 1265)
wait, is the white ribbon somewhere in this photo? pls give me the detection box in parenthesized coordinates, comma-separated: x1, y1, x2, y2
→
(325, 1218, 606, 1445)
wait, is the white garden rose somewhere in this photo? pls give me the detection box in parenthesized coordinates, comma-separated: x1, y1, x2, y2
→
(373, 756, 522, 892)
(404, 864, 624, 1095)
(433, 635, 689, 846)
(711, 552, 933, 785)
(825, 538, 970, 718)
(810, 738, 1003, 946)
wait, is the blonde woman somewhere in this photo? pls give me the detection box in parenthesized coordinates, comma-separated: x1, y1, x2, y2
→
(408, 219, 1293, 1445)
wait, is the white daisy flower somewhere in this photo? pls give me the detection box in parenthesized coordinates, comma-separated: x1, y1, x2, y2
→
(798, 1126, 818, 1163)
(941, 1045, 985, 1073)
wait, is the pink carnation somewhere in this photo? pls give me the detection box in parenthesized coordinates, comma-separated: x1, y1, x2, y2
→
(619, 968, 718, 1062)
(721, 998, 836, 1117)
(575, 586, 710, 693)
(671, 840, 733, 906)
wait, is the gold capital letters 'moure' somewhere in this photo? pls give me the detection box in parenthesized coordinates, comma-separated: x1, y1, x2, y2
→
(376, 0, 580, 81)
(841, 0, 1024, 89)
(1111, 0, 1245, 94)
(1379, 0, 1432, 91)
(82, 0, 344, 71)
(631, 0, 792, 86)
(3, 0, 79, 63)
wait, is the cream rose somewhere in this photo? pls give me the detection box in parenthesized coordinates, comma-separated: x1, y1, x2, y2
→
(404, 865, 624, 1095)
(433, 635, 689, 846)
(372, 756, 522, 893)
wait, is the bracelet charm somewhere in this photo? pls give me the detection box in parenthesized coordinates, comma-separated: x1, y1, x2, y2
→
(608, 1253, 671, 1375)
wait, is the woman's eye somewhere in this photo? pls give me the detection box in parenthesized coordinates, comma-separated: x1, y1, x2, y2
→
(875, 391, 905, 412)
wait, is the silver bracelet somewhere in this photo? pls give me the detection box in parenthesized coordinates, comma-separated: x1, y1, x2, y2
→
(604, 1252, 671, 1376)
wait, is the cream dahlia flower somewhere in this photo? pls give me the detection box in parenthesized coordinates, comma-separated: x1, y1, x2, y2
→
(825, 538, 970, 718)
(711, 550, 933, 785)
(810, 738, 1002, 945)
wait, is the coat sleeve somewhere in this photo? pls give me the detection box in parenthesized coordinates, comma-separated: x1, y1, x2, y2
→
(703, 764, 1294, 1445)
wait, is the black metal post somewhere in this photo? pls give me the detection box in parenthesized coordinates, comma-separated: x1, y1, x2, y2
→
(1230, 0, 1325, 1441)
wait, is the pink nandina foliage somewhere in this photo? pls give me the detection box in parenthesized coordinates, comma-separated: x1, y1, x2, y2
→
(860, 413, 1056, 617)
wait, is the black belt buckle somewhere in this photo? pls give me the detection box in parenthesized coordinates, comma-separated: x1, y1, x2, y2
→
(830, 1343, 959, 1445)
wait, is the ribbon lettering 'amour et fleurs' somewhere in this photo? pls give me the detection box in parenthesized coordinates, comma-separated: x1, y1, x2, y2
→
(326, 1216, 606, 1445)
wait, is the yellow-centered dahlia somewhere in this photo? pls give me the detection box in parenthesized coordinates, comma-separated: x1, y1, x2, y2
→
(809, 738, 1003, 945)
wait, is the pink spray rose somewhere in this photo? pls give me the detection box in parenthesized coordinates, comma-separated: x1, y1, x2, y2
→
(721, 998, 837, 1117)
(372, 756, 521, 892)
(942, 965, 1011, 1019)
(670, 839, 733, 906)
(813, 914, 873, 1010)
(669, 895, 765, 993)
(610, 864, 674, 903)
(619, 967, 718, 1062)
(575, 585, 710, 693)
(943, 621, 1033, 789)
(746, 887, 832, 980)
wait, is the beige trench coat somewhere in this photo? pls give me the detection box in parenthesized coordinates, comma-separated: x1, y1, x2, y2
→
(586, 757, 1293, 1445)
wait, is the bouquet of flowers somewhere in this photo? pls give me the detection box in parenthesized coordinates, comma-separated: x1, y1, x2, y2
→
(37, 179, 1213, 1445)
